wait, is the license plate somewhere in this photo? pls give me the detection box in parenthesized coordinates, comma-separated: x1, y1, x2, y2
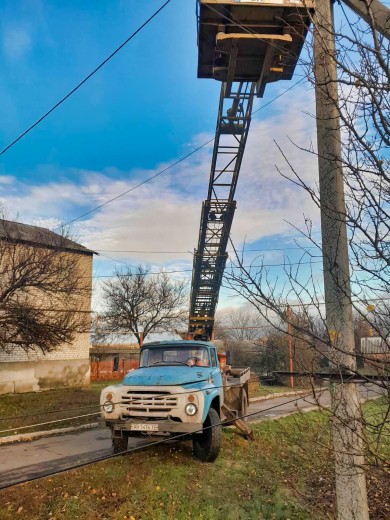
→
(130, 423, 158, 432)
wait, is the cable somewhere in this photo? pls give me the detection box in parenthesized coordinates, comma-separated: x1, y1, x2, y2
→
(252, 77, 305, 115)
(203, 2, 307, 71)
(0, 391, 316, 490)
(0, 377, 327, 428)
(3, 289, 386, 316)
(57, 77, 305, 229)
(94, 245, 319, 254)
(0, 412, 100, 435)
(0, 0, 173, 157)
(1, 379, 299, 427)
(3, 360, 384, 431)
(56, 139, 214, 229)
(96, 254, 323, 272)
(0, 405, 102, 423)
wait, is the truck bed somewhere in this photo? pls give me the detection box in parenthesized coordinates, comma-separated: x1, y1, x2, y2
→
(223, 366, 250, 414)
(226, 366, 250, 385)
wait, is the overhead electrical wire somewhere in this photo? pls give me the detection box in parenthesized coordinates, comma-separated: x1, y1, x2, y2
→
(1, 380, 314, 428)
(0, 392, 316, 490)
(0, 412, 100, 435)
(59, 139, 214, 229)
(17, 292, 387, 315)
(0, 0, 173, 157)
(0, 2, 305, 235)
(92, 259, 323, 278)
(204, 2, 307, 71)
(58, 76, 305, 229)
(94, 245, 320, 254)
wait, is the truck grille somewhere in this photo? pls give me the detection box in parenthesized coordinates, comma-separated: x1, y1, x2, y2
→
(121, 391, 178, 414)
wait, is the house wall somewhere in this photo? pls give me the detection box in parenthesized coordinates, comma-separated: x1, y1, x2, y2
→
(90, 356, 139, 381)
(0, 251, 93, 394)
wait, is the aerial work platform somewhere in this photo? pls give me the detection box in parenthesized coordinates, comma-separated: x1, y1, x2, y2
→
(189, 1, 313, 340)
(197, 0, 313, 96)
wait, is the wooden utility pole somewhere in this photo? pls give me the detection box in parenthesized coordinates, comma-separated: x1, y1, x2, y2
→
(313, 1, 369, 518)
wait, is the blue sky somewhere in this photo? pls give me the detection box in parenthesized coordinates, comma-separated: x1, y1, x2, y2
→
(0, 0, 219, 177)
(0, 0, 325, 310)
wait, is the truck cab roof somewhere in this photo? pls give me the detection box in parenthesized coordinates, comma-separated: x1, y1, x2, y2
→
(142, 340, 215, 349)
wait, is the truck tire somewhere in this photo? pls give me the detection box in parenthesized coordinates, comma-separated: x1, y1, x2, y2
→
(192, 408, 221, 462)
(241, 389, 248, 422)
(112, 435, 128, 455)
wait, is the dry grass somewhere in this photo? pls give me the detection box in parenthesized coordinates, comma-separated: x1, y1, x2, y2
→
(0, 400, 388, 519)
(0, 381, 116, 437)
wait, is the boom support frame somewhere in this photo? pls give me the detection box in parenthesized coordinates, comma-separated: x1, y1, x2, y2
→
(188, 81, 255, 340)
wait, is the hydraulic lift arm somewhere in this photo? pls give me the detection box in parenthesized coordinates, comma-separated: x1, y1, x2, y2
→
(188, 0, 314, 340)
(188, 81, 255, 340)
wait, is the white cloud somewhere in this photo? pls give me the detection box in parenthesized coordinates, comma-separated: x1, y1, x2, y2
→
(0, 175, 14, 185)
(3, 27, 32, 60)
(2, 85, 320, 270)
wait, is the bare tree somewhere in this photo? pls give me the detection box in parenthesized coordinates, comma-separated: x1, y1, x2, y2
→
(224, 4, 389, 516)
(101, 266, 188, 346)
(258, 329, 289, 375)
(0, 218, 91, 353)
(212, 316, 232, 342)
(213, 308, 269, 372)
(223, 308, 267, 341)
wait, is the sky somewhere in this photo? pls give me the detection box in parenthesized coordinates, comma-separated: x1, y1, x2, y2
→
(0, 0, 325, 312)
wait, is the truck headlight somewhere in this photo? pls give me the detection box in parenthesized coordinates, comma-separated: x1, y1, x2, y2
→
(103, 400, 114, 413)
(185, 403, 198, 416)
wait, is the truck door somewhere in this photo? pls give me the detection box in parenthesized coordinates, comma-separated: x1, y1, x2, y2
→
(210, 347, 223, 392)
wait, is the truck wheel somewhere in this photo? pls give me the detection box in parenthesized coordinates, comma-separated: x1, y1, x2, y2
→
(112, 435, 128, 455)
(241, 390, 248, 422)
(192, 408, 221, 462)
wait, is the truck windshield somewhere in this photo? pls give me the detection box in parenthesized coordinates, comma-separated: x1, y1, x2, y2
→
(140, 346, 210, 368)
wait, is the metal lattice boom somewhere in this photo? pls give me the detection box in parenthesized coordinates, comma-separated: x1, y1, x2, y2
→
(188, 82, 255, 340)
(188, 0, 316, 340)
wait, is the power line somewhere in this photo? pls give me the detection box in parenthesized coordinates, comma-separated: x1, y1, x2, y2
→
(90, 260, 323, 279)
(58, 139, 214, 229)
(0, 412, 100, 435)
(95, 251, 323, 272)
(204, 2, 307, 73)
(0, 380, 280, 427)
(94, 245, 319, 254)
(252, 77, 305, 115)
(0, 0, 173, 157)
(12, 293, 388, 315)
(0, 392, 316, 490)
(58, 77, 305, 229)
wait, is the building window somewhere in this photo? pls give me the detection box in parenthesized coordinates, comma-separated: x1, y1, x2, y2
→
(113, 355, 119, 372)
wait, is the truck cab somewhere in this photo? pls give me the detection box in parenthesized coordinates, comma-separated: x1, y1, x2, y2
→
(100, 340, 249, 461)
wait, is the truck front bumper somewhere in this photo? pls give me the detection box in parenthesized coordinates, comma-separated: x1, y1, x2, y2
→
(102, 418, 203, 435)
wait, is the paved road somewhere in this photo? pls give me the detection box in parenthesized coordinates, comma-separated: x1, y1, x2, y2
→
(0, 384, 381, 488)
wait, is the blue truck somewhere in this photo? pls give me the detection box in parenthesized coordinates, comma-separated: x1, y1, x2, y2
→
(100, 340, 250, 461)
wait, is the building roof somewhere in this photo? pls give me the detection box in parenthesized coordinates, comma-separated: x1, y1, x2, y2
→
(91, 343, 140, 354)
(143, 340, 214, 349)
(0, 219, 95, 255)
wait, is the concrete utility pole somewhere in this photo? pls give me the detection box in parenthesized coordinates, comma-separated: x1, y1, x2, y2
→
(313, 1, 370, 519)
(342, 0, 390, 39)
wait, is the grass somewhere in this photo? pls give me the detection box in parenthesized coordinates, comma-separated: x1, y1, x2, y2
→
(0, 380, 118, 437)
(0, 399, 388, 519)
